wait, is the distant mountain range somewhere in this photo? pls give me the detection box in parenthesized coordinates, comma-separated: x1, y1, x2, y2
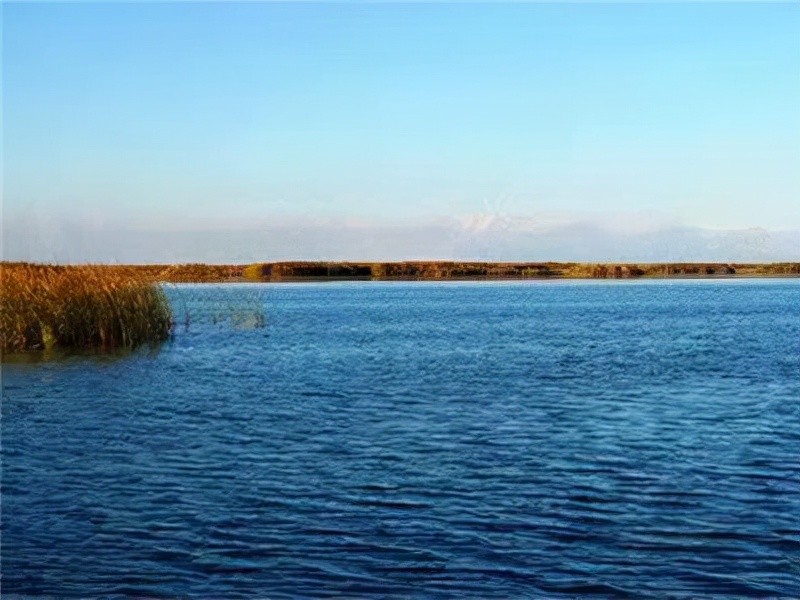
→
(3, 212, 798, 264)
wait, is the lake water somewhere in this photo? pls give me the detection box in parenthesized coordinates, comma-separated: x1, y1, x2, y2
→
(3, 280, 799, 597)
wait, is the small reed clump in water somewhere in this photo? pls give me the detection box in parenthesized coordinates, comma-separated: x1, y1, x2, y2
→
(1, 263, 172, 353)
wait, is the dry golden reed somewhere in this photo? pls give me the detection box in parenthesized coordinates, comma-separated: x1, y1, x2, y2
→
(1, 263, 172, 353)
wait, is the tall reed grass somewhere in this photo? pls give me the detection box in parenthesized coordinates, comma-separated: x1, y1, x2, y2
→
(1, 263, 172, 353)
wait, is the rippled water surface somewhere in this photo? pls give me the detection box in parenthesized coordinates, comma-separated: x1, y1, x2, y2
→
(3, 280, 800, 597)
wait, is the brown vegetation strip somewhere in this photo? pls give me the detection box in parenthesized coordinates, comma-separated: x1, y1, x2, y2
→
(240, 261, 799, 280)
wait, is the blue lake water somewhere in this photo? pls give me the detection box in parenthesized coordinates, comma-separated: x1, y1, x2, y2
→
(3, 280, 800, 597)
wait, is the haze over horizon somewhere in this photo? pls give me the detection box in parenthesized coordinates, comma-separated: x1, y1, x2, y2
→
(3, 1, 799, 263)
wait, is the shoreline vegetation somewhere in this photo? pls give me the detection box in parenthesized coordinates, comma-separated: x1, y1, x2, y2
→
(2, 261, 798, 352)
(6, 260, 798, 283)
(1, 264, 171, 353)
(238, 261, 800, 281)
(3, 261, 798, 284)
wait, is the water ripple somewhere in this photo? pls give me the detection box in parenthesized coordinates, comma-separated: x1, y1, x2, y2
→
(3, 280, 800, 597)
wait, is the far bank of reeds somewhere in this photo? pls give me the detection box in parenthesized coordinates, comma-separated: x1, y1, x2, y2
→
(240, 261, 800, 281)
(1, 263, 172, 353)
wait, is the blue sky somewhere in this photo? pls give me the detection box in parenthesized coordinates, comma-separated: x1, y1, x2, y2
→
(3, 1, 799, 262)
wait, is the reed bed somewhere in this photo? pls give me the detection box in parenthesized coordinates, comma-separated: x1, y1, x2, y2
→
(156, 263, 244, 283)
(241, 261, 795, 280)
(1, 263, 172, 353)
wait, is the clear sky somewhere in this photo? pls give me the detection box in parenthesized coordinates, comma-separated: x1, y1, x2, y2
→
(3, 1, 799, 262)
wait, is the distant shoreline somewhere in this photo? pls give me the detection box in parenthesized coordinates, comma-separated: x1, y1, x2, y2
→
(4, 261, 799, 283)
(239, 273, 800, 282)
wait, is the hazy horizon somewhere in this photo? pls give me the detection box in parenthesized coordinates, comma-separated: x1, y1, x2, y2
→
(4, 209, 799, 265)
(4, 1, 799, 263)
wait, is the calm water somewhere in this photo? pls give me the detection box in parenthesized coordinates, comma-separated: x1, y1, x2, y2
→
(3, 280, 800, 598)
